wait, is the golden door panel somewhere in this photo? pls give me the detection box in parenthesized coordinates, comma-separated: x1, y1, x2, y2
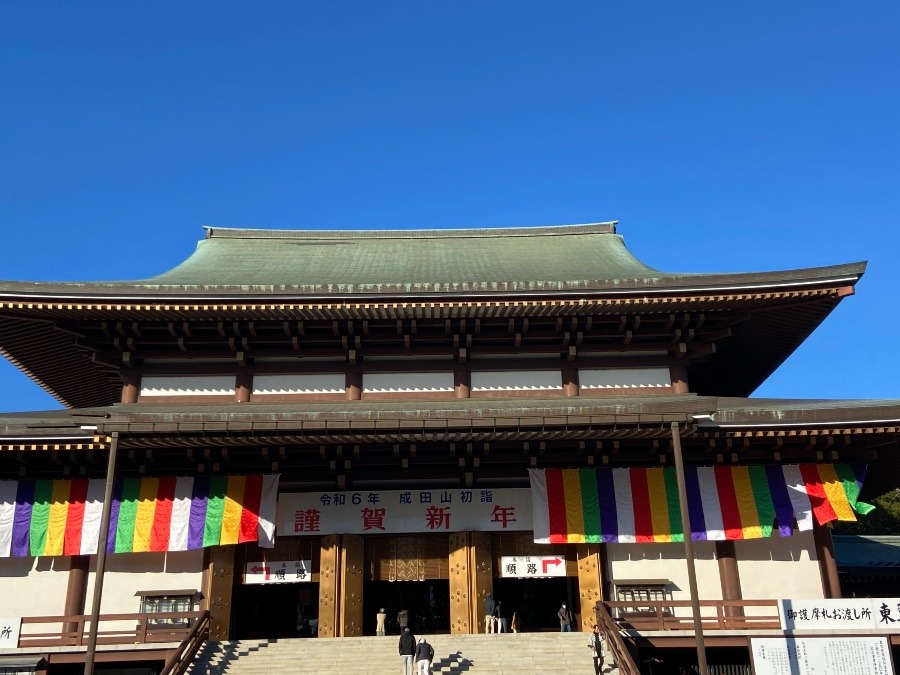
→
(365, 534, 450, 581)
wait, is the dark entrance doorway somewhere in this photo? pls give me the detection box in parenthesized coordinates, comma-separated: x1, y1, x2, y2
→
(363, 580, 450, 635)
(230, 583, 320, 639)
(491, 576, 575, 632)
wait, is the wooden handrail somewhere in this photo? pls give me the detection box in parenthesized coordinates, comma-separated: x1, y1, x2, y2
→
(594, 601, 641, 675)
(159, 610, 210, 675)
(603, 599, 781, 631)
(18, 611, 205, 648)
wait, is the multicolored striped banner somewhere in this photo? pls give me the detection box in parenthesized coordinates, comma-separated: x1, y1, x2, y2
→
(529, 464, 872, 544)
(0, 475, 279, 557)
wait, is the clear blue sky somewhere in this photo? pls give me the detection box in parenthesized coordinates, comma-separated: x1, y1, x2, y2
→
(1, 2, 898, 412)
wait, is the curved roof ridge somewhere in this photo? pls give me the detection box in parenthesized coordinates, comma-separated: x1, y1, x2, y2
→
(203, 221, 620, 240)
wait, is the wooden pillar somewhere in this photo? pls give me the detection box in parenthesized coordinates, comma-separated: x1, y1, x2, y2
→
(235, 372, 252, 402)
(814, 524, 842, 599)
(346, 372, 362, 401)
(576, 544, 602, 631)
(63, 556, 90, 633)
(469, 531, 494, 634)
(716, 541, 744, 617)
(340, 534, 364, 636)
(318, 534, 341, 637)
(449, 532, 473, 633)
(562, 366, 579, 397)
(670, 365, 689, 394)
(121, 373, 140, 404)
(204, 545, 236, 640)
(454, 369, 471, 399)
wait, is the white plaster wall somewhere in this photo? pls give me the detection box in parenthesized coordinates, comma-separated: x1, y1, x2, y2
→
(0, 556, 72, 617)
(141, 375, 235, 397)
(734, 531, 823, 615)
(471, 370, 562, 391)
(363, 372, 454, 393)
(253, 373, 345, 395)
(87, 549, 205, 614)
(605, 542, 720, 618)
(580, 367, 671, 389)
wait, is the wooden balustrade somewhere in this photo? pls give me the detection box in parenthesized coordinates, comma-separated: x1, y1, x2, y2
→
(602, 599, 781, 632)
(17, 611, 204, 648)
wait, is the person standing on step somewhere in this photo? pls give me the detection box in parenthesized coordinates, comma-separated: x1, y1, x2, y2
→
(558, 603, 573, 632)
(414, 636, 435, 675)
(398, 607, 410, 632)
(483, 593, 496, 634)
(588, 624, 605, 675)
(376, 607, 387, 636)
(495, 601, 507, 633)
(399, 626, 416, 675)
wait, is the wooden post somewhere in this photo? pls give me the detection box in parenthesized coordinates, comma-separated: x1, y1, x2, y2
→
(814, 523, 842, 599)
(346, 372, 362, 401)
(205, 545, 236, 640)
(454, 369, 471, 399)
(716, 541, 744, 617)
(120, 374, 140, 404)
(235, 372, 252, 402)
(576, 544, 603, 631)
(670, 365, 689, 394)
(340, 534, 364, 636)
(562, 366, 579, 397)
(63, 556, 90, 635)
(318, 534, 341, 637)
(470, 531, 493, 634)
(449, 532, 472, 633)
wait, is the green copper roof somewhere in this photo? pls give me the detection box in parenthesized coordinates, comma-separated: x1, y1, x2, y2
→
(147, 222, 667, 289)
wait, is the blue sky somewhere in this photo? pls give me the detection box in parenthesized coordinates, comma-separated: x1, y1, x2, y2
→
(1, 2, 898, 412)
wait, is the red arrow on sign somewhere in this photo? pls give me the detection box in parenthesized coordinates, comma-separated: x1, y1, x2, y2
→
(542, 557, 563, 573)
(250, 565, 271, 580)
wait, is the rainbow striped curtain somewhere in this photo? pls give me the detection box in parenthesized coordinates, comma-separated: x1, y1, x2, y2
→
(529, 464, 872, 544)
(0, 474, 279, 557)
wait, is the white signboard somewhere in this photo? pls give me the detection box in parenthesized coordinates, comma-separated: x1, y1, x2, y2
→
(500, 555, 566, 578)
(0, 617, 21, 648)
(751, 636, 893, 675)
(780, 598, 900, 633)
(277, 488, 531, 536)
(245, 560, 312, 584)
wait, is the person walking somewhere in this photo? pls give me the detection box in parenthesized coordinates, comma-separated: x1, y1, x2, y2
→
(376, 607, 387, 636)
(414, 637, 435, 675)
(588, 624, 605, 674)
(483, 593, 496, 633)
(558, 603, 573, 632)
(398, 627, 416, 675)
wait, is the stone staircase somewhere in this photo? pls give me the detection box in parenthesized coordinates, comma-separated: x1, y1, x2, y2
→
(189, 632, 620, 675)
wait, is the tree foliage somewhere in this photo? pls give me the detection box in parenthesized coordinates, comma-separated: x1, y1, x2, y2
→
(832, 489, 900, 535)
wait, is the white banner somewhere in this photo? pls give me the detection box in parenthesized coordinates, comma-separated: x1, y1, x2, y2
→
(500, 555, 566, 578)
(277, 488, 532, 535)
(0, 617, 21, 648)
(244, 560, 312, 584)
(751, 637, 892, 675)
(780, 598, 900, 633)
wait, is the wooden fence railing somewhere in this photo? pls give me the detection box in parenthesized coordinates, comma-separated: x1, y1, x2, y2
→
(602, 599, 782, 632)
(159, 611, 210, 675)
(17, 611, 205, 648)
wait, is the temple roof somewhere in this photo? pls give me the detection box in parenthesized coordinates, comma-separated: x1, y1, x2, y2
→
(0, 222, 866, 296)
(2, 396, 898, 497)
(0, 223, 869, 407)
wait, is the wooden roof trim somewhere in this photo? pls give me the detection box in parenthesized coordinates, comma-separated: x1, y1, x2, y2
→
(0, 442, 103, 452)
(0, 284, 855, 315)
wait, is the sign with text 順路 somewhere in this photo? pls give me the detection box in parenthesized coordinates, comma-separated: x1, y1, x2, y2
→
(499, 555, 567, 578)
(244, 560, 312, 584)
(277, 488, 531, 535)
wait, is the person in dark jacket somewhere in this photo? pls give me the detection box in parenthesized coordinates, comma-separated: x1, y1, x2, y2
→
(558, 603, 573, 632)
(414, 637, 435, 675)
(398, 627, 416, 675)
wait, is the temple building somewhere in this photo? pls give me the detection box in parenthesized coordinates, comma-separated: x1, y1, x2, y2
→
(0, 222, 898, 672)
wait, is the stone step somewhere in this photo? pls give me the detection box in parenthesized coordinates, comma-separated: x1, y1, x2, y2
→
(189, 633, 619, 675)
